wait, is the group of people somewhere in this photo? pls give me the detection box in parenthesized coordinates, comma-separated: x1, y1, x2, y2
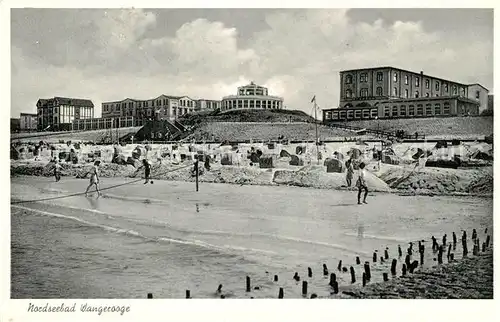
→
(52, 157, 153, 198)
(345, 157, 368, 205)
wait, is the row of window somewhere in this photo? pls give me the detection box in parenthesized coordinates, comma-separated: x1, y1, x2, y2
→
(326, 109, 379, 120)
(345, 86, 466, 99)
(113, 107, 194, 117)
(383, 103, 451, 118)
(345, 72, 465, 94)
(103, 99, 197, 113)
(222, 99, 282, 110)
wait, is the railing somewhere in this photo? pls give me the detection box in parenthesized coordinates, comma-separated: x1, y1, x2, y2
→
(325, 121, 426, 140)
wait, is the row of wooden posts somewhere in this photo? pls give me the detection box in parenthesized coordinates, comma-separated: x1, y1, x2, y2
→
(146, 228, 491, 299)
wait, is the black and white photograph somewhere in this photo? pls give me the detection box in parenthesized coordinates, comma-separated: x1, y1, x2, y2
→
(3, 1, 497, 317)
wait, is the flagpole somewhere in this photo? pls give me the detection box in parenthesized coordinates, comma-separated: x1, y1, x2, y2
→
(313, 97, 319, 165)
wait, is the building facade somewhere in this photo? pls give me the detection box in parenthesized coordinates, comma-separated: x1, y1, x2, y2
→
(221, 82, 284, 112)
(102, 95, 199, 122)
(20, 113, 38, 132)
(323, 67, 483, 122)
(37, 97, 94, 131)
(196, 99, 221, 111)
(10, 118, 20, 133)
(467, 84, 489, 112)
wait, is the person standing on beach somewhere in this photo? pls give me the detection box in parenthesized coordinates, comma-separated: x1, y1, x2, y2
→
(143, 159, 152, 184)
(85, 160, 101, 197)
(355, 162, 368, 204)
(54, 159, 62, 182)
(345, 158, 354, 187)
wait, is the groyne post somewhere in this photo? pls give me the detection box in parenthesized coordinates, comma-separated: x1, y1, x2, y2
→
(147, 293, 153, 299)
(373, 252, 377, 263)
(246, 276, 251, 292)
(350, 266, 356, 283)
(356, 256, 361, 265)
(362, 272, 366, 286)
(402, 264, 407, 276)
(329, 273, 336, 287)
(384, 248, 389, 260)
(302, 281, 308, 296)
(364, 262, 371, 281)
(195, 160, 199, 192)
(391, 259, 397, 275)
(186, 290, 191, 299)
(338, 260, 343, 271)
(278, 287, 284, 299)
(383, 272, 388, 282)
(308, 267, 312, 278)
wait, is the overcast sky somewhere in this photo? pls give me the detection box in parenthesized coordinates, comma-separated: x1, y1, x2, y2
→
(11, 8, 493, 118)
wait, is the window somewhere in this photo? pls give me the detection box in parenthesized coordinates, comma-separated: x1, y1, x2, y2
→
(435, 93, 439, 97)
(384, 106, 390, 117)
(376, 87, 383, 96)
(417, 104, 424, 116)
(476, 91, 480, 99)
(405, 75, 409, 85)
(426, 104, 432, 115)
(453, 86, 458, 95)
(415, 77, 420, 87)
(339, 111, 347, 119)
(400, 105, 407, 117)
(404, 89, 409, 98)
(415, 91, 419, 98)
(409, 105, 415, 116)
(332, 111, 339, 119)
(345, 75, 353, 84)
(362, 109, 370, 118)
(435, 81, 440, 91)
(360, 88, 368, 97)
(355, 110, 362, 119)
(443, 102, 450, 114)
(425, 93, 430, 98)
(345, 89, 352, 98)
(393, 73, 398, 82)
(393, 87, 398, 96)
(360, 73, 368, 83)
(392, 106, 398, 117)
(461, 88, 466, 96)
(435, 104, 441, 115)
(444, 84, 449, 92)
(425, 79, 430, 89)
(347, 110, 354, 119)
(376, 72, 383, 81)
(370, 109, 378, 118)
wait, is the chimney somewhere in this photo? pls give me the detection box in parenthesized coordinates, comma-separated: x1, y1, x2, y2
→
(420, 71, 424, 75)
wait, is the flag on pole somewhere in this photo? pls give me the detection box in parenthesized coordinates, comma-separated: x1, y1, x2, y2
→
(311, 95, 316, 103)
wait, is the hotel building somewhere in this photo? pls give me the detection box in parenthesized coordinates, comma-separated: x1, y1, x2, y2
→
(37, 97, 94, 131)
(322, 67, 486, 121)
(20, 113, 38, 132)
(221, 82, 284, 112)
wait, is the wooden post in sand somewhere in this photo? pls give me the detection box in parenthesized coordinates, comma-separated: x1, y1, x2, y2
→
(338, 260, 342, 271)
(195, 160, 199, 192)
(437, 246, 443, 264)
(147, 293, 153, 299)
(350, 267, 356, 283)
(486, 235, 491, 248)
(364, 262, 371, 281)
(373, 252, 377, 263)
(384, 248, 389, 260)
(398, 245, 402, 257)
(308, 267, 312, 278)
(329, 273, 336, 287)
(302, 281, 308, 296)
(402, 264, 407, 276)
(186, 290, 191, 299)
(278, 287, 284, 298)
(391, 259, 397, 275)
(246, 276, 251, 292)
(356, 256, 361, 265)
(383, 273, 389, 282)
(362, 272, 367, 286)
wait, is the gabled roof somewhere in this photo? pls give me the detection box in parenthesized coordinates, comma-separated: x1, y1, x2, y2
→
(53, 97, 94, 107)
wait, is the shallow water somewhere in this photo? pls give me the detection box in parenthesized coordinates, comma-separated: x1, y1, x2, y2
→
(11, 176, 492, 298)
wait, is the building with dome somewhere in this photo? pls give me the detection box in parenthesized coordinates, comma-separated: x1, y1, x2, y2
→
(221, 82, 284, 112)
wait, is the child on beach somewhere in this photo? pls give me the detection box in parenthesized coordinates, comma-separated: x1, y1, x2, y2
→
(143, 159, 152, 184)
(54, 159, 62, 182)
(85, 160, 101, 197)
(345, 158, 354, 187)
(355, 162, 368, 204)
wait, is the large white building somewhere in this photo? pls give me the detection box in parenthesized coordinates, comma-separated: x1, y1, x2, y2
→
(221, 82, 284, 112)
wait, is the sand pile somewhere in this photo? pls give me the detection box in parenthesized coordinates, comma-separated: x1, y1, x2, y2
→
(273, 165, 391, 192)
(376, 164, 493, 195)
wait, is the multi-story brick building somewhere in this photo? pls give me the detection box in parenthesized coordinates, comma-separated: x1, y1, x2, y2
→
(37, 97, 94, 131)
(323, 67, 485, 121)
(19, 113, 38, 132)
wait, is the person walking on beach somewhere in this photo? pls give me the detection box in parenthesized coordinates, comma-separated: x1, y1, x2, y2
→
(355, 162, 368, 204)
(85, 160, 101, 197)
(54, 159, 62, 182)
(143, 159, 152, 184)
(345, 158, 354, 187)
